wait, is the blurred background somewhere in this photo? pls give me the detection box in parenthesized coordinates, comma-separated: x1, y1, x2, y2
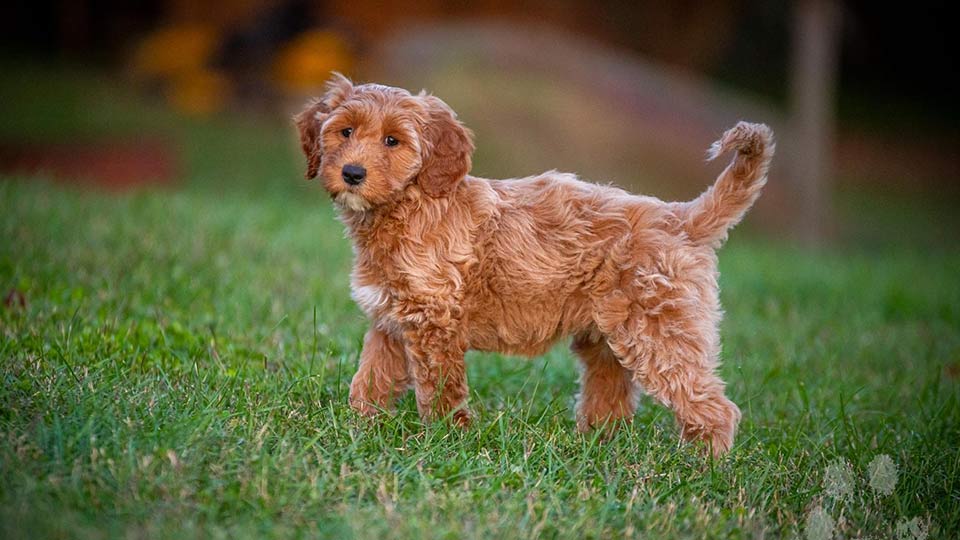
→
(1, 0, 957, 248)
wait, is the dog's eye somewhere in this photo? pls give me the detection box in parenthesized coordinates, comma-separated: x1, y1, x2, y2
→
(384, 136, 399, 147)
(340, 127, 353, 138)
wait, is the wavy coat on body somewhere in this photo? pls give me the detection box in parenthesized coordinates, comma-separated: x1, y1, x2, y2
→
(295, 74, 774, 455)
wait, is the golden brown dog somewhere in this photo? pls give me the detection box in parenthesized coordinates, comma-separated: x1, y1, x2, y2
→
(295, 74, 774, 455)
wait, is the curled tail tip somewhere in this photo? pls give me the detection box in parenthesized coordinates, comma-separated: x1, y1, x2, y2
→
(705, 140, 724, 162)
(706, 121, 775, 162)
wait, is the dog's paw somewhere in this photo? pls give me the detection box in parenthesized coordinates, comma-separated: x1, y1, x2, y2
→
(451, 407, 473, 428)
(576, 413, 632, 438)
(702, 427, 735, 457)
(349, 397, 386, 417)
(681, 397, 741, 457)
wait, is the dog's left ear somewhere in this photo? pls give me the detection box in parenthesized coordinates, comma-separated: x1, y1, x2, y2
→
(417, 94, 475, 197)
(294, 73, 354, 179)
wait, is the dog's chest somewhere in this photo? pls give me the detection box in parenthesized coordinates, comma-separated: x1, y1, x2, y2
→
(349, 246, 401, 320)
(349, 261, 413, 322)
(349, 220, 478, 328)
(350, 280, 391, 317)
(349, 251, 469, 327)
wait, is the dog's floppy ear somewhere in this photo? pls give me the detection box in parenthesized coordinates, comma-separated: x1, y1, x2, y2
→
(417, 93, 474, 197)
(294, 73, 354, 179)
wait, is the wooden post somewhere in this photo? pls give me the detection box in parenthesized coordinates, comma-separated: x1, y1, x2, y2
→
(789, 0, 841, 246)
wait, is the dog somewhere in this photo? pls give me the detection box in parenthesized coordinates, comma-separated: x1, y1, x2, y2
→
(294, 74, 773, 456)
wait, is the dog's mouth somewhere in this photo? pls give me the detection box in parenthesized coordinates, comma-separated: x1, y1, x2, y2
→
(334, 191, 372, 212)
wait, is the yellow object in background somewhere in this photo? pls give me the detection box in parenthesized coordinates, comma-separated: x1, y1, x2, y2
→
(167, 69, 232, 116)
(132, 25, 220, 79)
(132, 24, 351, 113)
(273, 30, 353, 93)
(132, 24, 231, 115)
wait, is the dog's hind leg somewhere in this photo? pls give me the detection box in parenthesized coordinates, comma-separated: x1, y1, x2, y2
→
(572, 331, 636, 433)
(349, 327, 412, 416)
(596, 283, 741, 456)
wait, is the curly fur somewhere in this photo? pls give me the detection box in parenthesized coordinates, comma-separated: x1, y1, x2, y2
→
(295, 74, 774, 456)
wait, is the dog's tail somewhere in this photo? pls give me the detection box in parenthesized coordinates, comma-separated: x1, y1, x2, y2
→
(680, 122, 775, 248)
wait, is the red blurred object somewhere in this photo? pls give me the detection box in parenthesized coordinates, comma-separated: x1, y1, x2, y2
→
(0, 138, 179, 191)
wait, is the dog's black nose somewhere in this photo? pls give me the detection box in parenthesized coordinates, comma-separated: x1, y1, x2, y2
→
(341, 164, 366, 185)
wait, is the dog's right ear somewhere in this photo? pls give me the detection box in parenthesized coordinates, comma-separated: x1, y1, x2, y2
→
(294, 73, 354, 179)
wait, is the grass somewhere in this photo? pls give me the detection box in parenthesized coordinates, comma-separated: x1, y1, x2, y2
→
(2, 62, 959, 539)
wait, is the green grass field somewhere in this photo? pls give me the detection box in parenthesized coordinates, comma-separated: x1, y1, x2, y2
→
(2, 63, 958, 539)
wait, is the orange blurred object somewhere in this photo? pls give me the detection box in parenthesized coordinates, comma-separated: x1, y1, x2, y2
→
(273, 30, 353, 93)
(167, 69, 232, 116)
(131, 24, 232, 115)
(132, 24, 220, 79)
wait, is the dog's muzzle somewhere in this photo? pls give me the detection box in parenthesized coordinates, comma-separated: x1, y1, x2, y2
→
(342, 164, 366, 186)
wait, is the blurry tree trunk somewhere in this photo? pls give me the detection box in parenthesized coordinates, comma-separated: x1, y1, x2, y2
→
(789, 0, 841, 246)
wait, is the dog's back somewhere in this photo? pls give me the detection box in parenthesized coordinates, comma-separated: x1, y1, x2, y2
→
(457, 170, 701, 356)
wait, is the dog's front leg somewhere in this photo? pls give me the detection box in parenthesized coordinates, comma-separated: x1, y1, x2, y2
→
(348, 326, 413, 416)
(403, 325, 471, 427)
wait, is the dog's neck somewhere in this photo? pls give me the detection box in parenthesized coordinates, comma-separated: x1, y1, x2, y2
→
(335, 184, 442, 250)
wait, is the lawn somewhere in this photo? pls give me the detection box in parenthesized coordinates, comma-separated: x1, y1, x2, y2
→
(1, 63, 958, 539)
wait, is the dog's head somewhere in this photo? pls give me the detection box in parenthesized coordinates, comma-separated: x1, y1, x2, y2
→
(294, 73, 474, 212)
